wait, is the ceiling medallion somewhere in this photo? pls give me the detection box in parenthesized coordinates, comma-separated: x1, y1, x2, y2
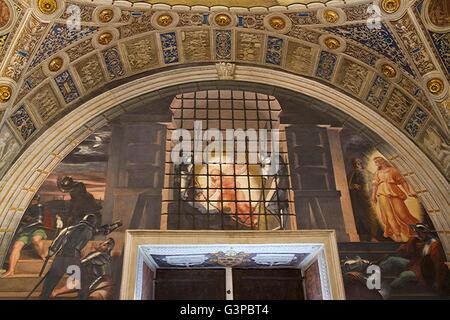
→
(381, 64, 397, 78)
(157, 14, 173, 27)
(427, 78, 444, 95)
(323, 10, 339, 23)
(324, 37, 341, 50)
(0, 85, 12, 103)
(215, 14, 232, 27)
(269, 16, 286, 30)
(381, 0, 401, 13)
(37, 0, 57, 15)
(98, 32, 113, 45)
(48, 57, 63, 72)
(99, 9, 114, 23)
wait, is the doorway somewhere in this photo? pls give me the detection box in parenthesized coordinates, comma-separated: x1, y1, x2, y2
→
(153, 268, 304, 300)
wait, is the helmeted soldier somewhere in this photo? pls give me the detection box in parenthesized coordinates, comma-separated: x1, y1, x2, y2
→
(2, 194, 47, 278)
(50, 238, 116, 299)
(39, 214, 121, 299)
(57, 176, 102, 226)
(79, 238, 116, 300)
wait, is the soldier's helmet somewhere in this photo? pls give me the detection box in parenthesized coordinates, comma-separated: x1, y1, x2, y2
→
(33, 194, 41, 201)
(81, 214, 97, 226)
(57, 176, 78, 192)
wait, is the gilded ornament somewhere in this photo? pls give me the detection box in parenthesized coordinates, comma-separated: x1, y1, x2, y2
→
(269, 17, 286, 30)
(427, 78, 444, 95)
(48, 57, 63, 72)
(99, 9, 114, 23)
(0, 85, 12, 103)
(98, 32, 113, 45)
(324, 37, 341, 50)
(324, 10, 339, 23)
(37, 0, 57, 14)
(157, 14, 173, 27)
(215, 14, 231, 27)
(381, 64, 397, 78)
(381, 0, 401, 13)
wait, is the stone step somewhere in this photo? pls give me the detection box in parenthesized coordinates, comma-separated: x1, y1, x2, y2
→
(0, 291, 77, 299)
(15, 258, 53, 274)
(0, 273, 69, 292)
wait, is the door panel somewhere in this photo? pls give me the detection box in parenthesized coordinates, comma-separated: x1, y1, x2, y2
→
(155, 268, 226, 300)
(232, 268, 304, 300)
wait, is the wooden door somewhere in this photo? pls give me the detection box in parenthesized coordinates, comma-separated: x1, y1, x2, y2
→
(154, 268, 226, 300)
(232, 268, 304, 300)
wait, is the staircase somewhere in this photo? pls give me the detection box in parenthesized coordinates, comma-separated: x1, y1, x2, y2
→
(0, 240, 104, 300)
(338, 242, 449, 300)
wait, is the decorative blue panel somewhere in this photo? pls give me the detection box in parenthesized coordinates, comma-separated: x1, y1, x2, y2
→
(215, 30, 232, 60)
(265, 36, 283, 66)
(10, 106, 36, 141)
(315, 51, 337, 80)
(325, 24, 415, 76)
(31, 24, 98, 68)
(54, 70, 80, 103)
(405, 107, 428, 137)
(103, 46, 125, 79)
(160, 32, 179, 64)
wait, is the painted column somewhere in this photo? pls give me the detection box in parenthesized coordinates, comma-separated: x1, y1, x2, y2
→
(102, 105, 171, 230)
(327, 127, 359, 242)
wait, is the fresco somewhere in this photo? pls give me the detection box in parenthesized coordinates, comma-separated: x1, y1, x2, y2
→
(0, 0, 11, 29)
(0, 91, 448, 300)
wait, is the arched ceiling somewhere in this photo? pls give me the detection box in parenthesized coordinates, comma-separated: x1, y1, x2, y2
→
(0, 0, 448, 181)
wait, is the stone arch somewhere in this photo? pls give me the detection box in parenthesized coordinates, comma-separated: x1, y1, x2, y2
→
(0, 64, 448, 265)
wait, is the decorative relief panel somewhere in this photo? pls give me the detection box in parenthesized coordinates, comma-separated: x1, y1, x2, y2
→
(391, 14, 436, 76)
(9, 106, 37, 141)
(214, 30, 232, 60)
(404, 106, 428, 137)
(342, 4, 371, 21)
(103, 46, 125, 80)
(315, 51, 337, 81)
(382, 88, 413, 125)
(285, 41, 316, 75)
(335, 58, 370, 96)
(265, 36, 283, 66)
(343, 43, 378, 66)
(240, 14, 265, 30)
(236, 32, 264, 63)
(366, 75, 390, 108)
(181, 29, 211, 62)
(28, 82, 62, 123)
(122, 35, 160, 73)
(74, 54, 107, 92)
(119, 11, 154, 39)
(287, 28, 321, 44)
(286, 11, 320, 25)
(66, 38, 95, 62)
(160, 32, 179, 64)
(0, 124, 21, 177)
(60, 3, 95, 22)
(54, 70, 80, 104)
(16, 67, 47, 101)
(419, 123, 450, 178)
(3, 16, 47, 81)
(178, 12, 204, 27)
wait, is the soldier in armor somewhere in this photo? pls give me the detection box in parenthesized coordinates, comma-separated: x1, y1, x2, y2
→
(2, 194, 47, 278)
(51, 238, 116, 299)
(57, 176, 102, 226)
(39, 214, 121, 299)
